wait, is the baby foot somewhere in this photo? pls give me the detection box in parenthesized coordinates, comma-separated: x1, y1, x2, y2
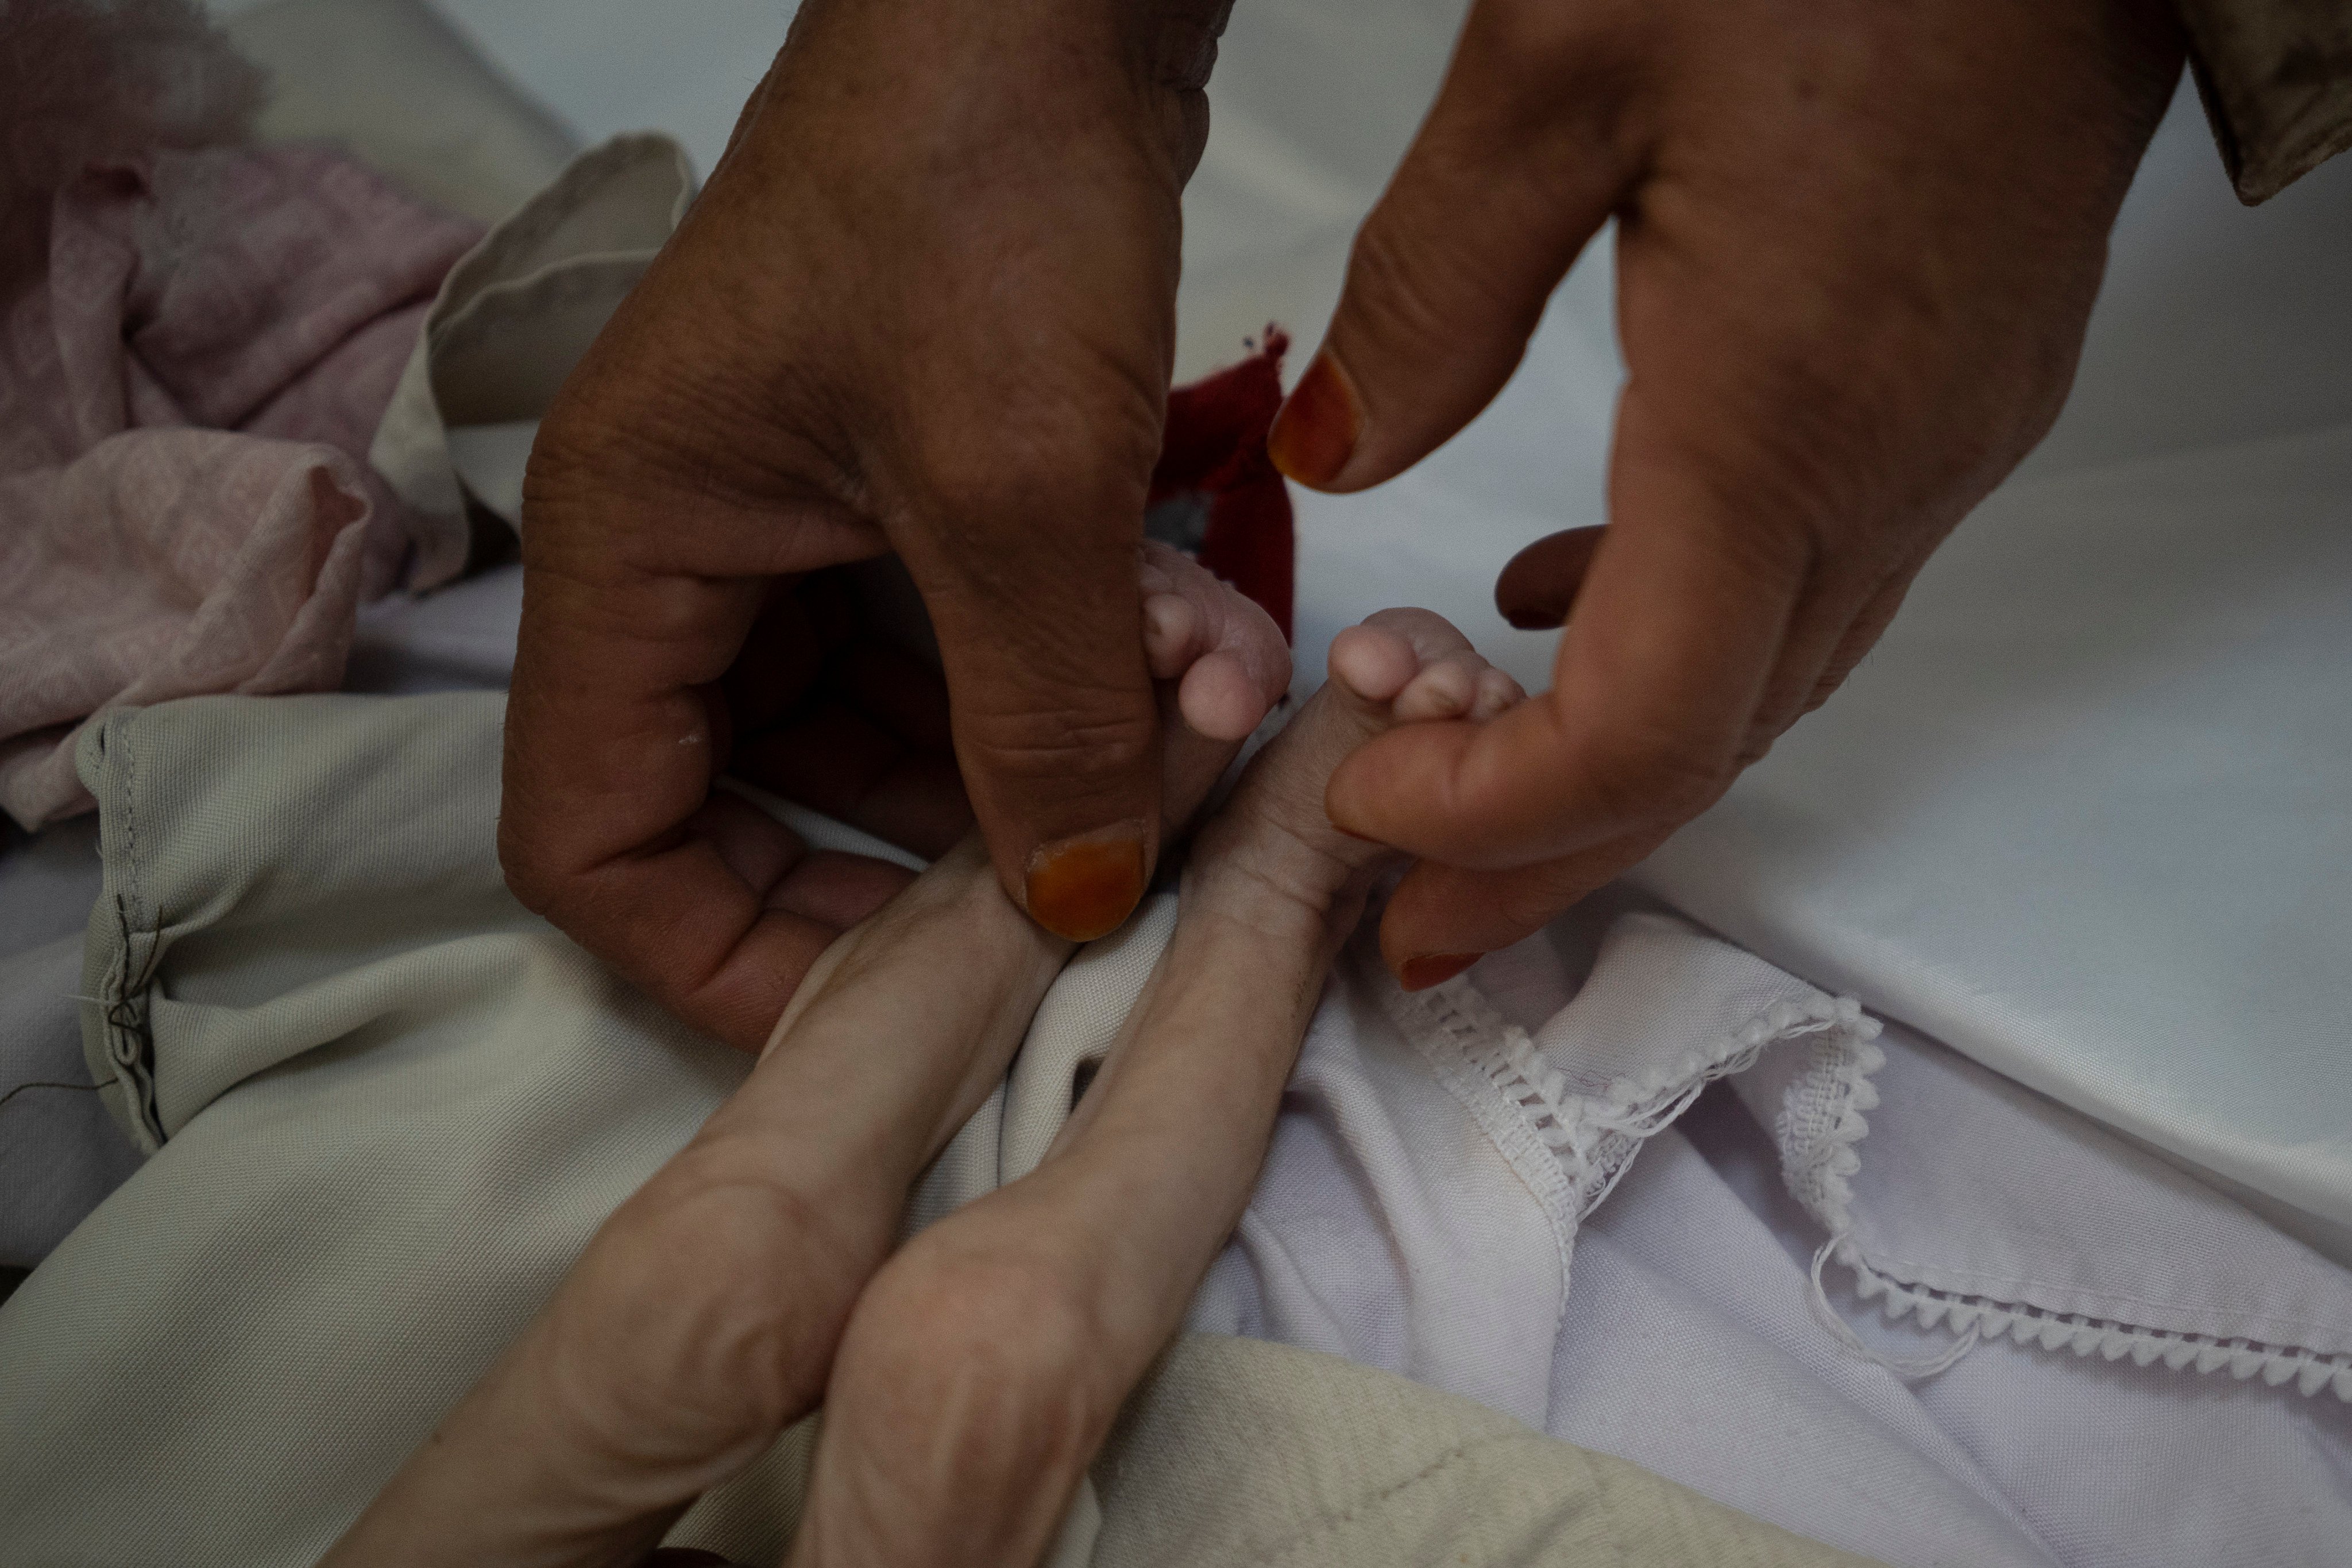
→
(1134, 539, 1291, 827)
(1190, 607, 1525, 932)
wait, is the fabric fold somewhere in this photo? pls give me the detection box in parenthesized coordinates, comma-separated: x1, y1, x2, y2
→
(0, 140, 481, 831)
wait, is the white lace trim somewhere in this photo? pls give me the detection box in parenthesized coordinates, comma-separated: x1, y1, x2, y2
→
(1839, 1243, 2352, 1399)
(1479, 995, 1868, 1223)
(1785, 1028, 2352, 1400)
(1386, 957, 1876, 1234)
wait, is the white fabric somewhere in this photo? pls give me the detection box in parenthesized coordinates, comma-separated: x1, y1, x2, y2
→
(1741, 1013, 2352, 1392)
(921, 867, 2352, 1567)
(1235, 923, 2352, 1568)
(1635, 423, 2352, 1266)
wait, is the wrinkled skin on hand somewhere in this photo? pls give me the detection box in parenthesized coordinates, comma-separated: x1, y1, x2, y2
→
(502, 0, 1230, 1049)
(1270, 0, 2184, 979)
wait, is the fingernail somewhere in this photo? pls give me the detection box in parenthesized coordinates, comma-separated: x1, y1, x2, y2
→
(1266, 352, 1361, 488)
(1025, 825, 1149, 941)
(1396, 952, 1481, 991)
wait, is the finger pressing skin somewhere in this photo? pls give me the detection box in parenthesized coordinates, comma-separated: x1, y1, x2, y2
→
(1326, 403, 1808, 872)
(1378, 822, 1679, 980)
(1266, 0, 1648, 493)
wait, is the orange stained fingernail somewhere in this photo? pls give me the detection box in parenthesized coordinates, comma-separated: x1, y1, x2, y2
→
(1025, 826, 1149, 941)
(1266, 352, 1361, 488)
(1396, 952, 1481, 991)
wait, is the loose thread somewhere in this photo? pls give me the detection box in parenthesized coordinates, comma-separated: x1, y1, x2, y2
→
(1809, 1236, 1980, 1381)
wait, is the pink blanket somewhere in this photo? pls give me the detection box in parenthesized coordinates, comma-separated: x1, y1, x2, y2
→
(1, 144, 481, 829)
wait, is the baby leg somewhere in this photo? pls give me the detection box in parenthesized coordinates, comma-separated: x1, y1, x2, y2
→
(323, 547, 1288, 1568)
(789, 610, 1522, 1567)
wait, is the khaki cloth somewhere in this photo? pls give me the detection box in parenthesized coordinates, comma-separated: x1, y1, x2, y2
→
(0, 691, 1870, 1567)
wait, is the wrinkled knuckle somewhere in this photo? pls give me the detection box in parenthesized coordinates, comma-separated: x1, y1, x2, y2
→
(960, 697, 1158, 787)
(1804, 662, 1860, 716)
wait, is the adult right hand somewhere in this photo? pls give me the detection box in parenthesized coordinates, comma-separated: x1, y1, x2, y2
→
(503, 0, 1230, 1049)
(1272, 0, 2184, 986)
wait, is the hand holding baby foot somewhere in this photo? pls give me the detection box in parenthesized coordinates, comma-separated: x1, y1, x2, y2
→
(789, 609, 1521, 1568)
(323, 554, 1287, 1568)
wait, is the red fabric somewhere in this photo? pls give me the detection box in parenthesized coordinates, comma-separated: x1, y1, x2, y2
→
(1151, 327, 1294, 642)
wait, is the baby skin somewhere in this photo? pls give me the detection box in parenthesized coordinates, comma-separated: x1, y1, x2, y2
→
(326, 547, 1522, 1568)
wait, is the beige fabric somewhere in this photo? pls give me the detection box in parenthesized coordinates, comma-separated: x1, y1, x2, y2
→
(369, 132, 694, 563)
(1096, 1335, 1881, 1568)
(0, 690, 1872, 1566)
(2179, 0, 2352, 201)
(34, 692, 836, 1563)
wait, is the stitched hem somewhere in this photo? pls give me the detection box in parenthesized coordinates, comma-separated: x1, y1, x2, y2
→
(1370, 949, 1582, 1326)
(83, 713, 167, 1153)
(1782, 1026, 2352, 1399)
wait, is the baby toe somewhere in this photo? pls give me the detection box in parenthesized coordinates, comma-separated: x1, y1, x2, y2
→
(1391, 656, 1481, 723)
(1142, 592, 1200, 681)
(1471, 666, 1527, 721)
(1327, 623, 1423, 708)
(1176, 649, 1268, 742)
(1138, 542, 1289, 713)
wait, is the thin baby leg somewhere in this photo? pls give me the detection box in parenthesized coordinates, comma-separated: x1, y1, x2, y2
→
(789, 609, 1523, 1568)
(322, 549, 1288, 1568)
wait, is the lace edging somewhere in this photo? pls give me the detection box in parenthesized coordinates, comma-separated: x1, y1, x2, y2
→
(1393, 967, 1876, 1229)
(1480, 996, 1868, 1223)
(1787, 1028, 2352, 1400)
(1838, 1243, 2352, 1400)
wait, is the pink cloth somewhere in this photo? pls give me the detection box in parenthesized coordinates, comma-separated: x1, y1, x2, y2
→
(1, 144, 481, 829)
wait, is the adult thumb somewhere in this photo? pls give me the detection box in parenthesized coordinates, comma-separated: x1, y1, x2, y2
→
(1267, 0, 1647, 493)
(903, 494, 1164, 944)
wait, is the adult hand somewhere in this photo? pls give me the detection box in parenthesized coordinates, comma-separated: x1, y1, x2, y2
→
(503, 0, 1227, 1049)
(1269, 0, 2184, 987)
